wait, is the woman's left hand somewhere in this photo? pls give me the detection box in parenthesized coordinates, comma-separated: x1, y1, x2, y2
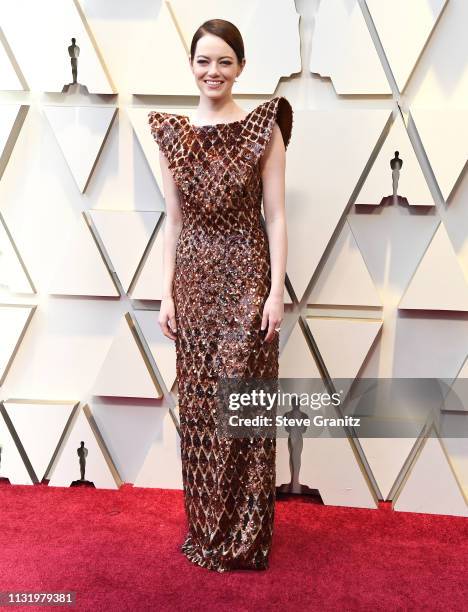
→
(261, 294, 283, 343)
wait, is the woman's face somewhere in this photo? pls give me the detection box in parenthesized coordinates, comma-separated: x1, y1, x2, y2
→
(190, 33, 245, 99)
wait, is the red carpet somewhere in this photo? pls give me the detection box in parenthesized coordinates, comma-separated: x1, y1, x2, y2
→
(0, 482, 466, 611)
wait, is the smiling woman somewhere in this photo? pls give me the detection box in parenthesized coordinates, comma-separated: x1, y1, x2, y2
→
(188, 20, 247, 124)
(148, 18, 293, 574)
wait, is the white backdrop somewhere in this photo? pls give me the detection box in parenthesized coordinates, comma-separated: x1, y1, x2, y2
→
(0, 0, 467, 516)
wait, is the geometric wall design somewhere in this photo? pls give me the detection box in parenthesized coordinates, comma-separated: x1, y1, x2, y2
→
(129, 217, 166, 301)
(276, 434, 378, 509)
(448, 358, 468, 413)
(285, 109, 390, 301)
(88, 210, 161, 294)
(0, 0, 114, 93)
(1, 1, 467, 517)
(47, 404, 121, 489)
(312, 0, 449, 95)
(0, 104, 27, 181)
(365, 0, 448, 93)
(133, 406, 182, 489)
(90, 0, 301, 95)
(411, 109, 468, 201)
(133, 309, 177, 394)
(2, 399, 78, 483)
(307, 317, 382, 408)
(443, 357, 468, 498)
(308, 221, 382, 307)
(0, 403, 34, 485)
(43, 106, 117, 193)
(399, 222, 468, 312)
(359, 436, 425, 500)
(355, 113, 435, 206)
(393, 431, 468, 517)
(92, 314, 164, 400)
(279, 322, 322, 379)
(0, 213, 35, 294)
(311, 0, 391, 95)
(129, 0, 198, 96)
(347, 205, 443, 307)
(47, 213, 120, 297)
(307, 317, 382, 380)
(0, 37, 23, 91)
(0, 304, 35, 386)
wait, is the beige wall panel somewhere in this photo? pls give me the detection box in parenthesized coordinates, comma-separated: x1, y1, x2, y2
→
(48, 214, 119, 297)
(356, 113, 435, 206)
(131, 218, 166, 301)
(92, 316, 162, 399)
(0, 407, 34, 484)
(0, 104, 25, 181)
(366, 0, 448, 93)
(404, 0, 468, 108)
(293, 436, 377, 509)
(309, 221, 382, 307)
(307, 317, 382, 380)
(394, 434, 468, 517)
(0, 0, 113, 93)
(0, 40, 23, 91)
(43, 106, 116, 193)
(310, 0, 390, 95)
(279, 323, 322, 379)
(48, 405, 121, 489)
(134, 310, 177, 394)
(4, 400, 76, 482)
(411, 109, 468, 202)
(399, 222, 468, 311)
(286, 109, 389, 301)
(359, 437, 422, 500)
(0, 305, 34, 386)
(133, 408, 182, 489)
(89, 210, 161, 293)
(0, 216, 35, 294)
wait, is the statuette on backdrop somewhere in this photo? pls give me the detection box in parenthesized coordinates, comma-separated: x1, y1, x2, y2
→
(390, 151, 404, 205)
(62, 37, 89, 94)
(276, 398, 321, 499)
(71, 441, 95, 487)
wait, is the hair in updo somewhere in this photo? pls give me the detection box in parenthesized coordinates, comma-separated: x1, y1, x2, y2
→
(190, 19, 245, 64)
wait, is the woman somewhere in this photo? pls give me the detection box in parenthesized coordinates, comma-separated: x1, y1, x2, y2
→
(148, 19, 293, 572)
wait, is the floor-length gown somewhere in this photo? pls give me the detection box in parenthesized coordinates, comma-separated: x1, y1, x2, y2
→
(148, 96, 293, 572)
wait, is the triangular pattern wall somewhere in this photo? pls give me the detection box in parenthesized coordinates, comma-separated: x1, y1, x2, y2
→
(0, 0, 466, 519)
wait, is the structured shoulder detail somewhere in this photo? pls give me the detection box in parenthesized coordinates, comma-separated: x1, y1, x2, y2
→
(147, 110, 188, 165)
(270, 96, 293, 150)
(259, 96, 293, 150)
(148, 110, 189, 132)
(243, 96, 293, 163)
(148, 110, 168, 133)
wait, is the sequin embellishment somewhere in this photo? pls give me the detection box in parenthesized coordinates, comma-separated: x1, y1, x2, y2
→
(148, 96, 293, 572)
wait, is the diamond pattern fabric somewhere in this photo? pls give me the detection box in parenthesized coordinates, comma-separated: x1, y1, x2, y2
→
(148, 96, 293, 572)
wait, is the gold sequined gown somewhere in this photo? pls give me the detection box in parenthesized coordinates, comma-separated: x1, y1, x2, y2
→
(148, 96, 293, 572)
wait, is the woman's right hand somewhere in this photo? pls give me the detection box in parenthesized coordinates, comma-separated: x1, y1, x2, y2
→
(159, 296, 177, 341)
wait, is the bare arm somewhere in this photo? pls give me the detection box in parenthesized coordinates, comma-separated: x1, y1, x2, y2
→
(159, 150, 183, 340)
(260, 122, 288, 342)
